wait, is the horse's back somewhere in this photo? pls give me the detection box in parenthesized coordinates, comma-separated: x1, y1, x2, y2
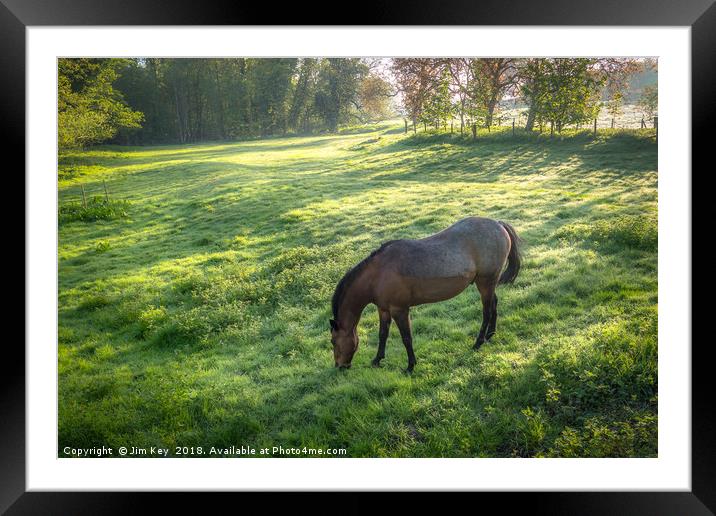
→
(381, 217, 509, 280)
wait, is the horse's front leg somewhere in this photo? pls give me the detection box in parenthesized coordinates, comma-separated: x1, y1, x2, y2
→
(372, 308, 391, 367)
(392, 308, 416, 373)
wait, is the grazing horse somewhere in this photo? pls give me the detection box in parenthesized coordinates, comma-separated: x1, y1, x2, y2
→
(329, 217, 521, 372)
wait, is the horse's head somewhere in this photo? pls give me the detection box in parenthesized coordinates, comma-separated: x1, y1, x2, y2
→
(329, 319, 358, 369)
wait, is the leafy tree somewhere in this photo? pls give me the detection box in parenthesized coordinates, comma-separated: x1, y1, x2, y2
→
(605, 91, 623, 127)
(357, 74, 392, 122)
(288, 58, 318, 133)
(469, 58, 517, 128)
(520, 58, 602, 133)
(314, 59, 368, 132)
(638, 84, 658, 121)
(391, 58, 442, 132)
(58, 59, 143, 149)
(422, 68, 454, 130)
(246, 58, 297, 136)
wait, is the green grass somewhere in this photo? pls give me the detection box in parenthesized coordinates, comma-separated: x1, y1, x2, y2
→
(58, 121, 658, 457)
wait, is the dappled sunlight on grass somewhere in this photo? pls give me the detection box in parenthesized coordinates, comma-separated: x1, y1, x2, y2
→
(58, 121, 657, 457)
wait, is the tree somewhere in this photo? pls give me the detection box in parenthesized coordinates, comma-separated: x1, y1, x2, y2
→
(638, 84, 658, 121)
(422, 68, 453, 130)
(288, 58, 318, 133)
(595, 58, 643, 129)
(469, 58, 517, 128)
(356, 74, 392, 122)
(605, 90, 623, 127)
(314, 59, 367, 132)
(444, 58, 473, 134)
(519, 58, 603, 133)
(245, 58, 297, 136)
(58, 59, 143, 149)
(391, 58, 442, 132)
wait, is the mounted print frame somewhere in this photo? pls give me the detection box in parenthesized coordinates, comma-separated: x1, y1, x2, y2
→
(4, 0, 713, 512)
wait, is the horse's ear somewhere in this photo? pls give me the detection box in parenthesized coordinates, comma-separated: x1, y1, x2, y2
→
(329, 319, 338, 331)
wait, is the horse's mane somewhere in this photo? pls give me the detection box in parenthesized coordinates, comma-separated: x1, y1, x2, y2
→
(331, 240, 398, 320)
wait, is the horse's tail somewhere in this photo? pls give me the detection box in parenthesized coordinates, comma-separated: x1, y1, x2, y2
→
(498, 221, 522, 285)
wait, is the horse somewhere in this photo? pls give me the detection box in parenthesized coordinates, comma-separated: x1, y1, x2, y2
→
(329, 216, 521, 372)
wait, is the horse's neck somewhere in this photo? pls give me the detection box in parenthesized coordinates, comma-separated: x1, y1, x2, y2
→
(338, 270, 373, 331)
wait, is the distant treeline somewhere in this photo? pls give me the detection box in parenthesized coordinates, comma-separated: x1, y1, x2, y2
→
(59, 58, 391, 147)
(57, 57, 657, 149)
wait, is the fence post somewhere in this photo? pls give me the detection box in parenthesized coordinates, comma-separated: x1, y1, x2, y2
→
(593, 118, 597, 138)
(611, 118, 615, 129)
(472, 123, 477, 140)
(103, 180, 109, 202)
(512, 118, 515, 137)
(653, 116, 658, 131)
(81, 185, 87, 209)
(404, 119, 408, 134)
(641, 118, 646, 129)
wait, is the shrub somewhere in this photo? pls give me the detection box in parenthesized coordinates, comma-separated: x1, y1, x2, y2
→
(547, 414, 657, 457)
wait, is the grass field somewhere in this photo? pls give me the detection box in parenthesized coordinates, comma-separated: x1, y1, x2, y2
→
(58, 122, 658, 458)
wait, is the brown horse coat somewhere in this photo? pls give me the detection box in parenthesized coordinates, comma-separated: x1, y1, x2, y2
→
(329, 217, 521, 371)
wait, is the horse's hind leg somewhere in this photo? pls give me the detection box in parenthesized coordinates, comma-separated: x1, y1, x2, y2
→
(486, 294, 498, 341)
(371, 308, 391, 367)
(474, 277, 497, 350)
(392, 308, 416, 373)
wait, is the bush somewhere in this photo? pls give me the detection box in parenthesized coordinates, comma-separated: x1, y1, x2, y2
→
(59, 196, 130, 223)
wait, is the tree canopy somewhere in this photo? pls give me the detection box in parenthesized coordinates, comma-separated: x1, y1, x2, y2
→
(58, 59, 143, 149)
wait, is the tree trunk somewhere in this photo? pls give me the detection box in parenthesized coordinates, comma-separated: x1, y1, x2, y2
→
(485, 97, 498, 128)
(525, 106, 536, 132)
(173, 88, 186, 144)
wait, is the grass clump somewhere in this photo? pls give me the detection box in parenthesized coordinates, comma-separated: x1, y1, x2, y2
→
(556, 215, 657, 251)
(59, 196, 130, 224)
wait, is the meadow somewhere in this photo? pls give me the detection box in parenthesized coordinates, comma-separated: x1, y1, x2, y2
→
(58, 121, 658, 457)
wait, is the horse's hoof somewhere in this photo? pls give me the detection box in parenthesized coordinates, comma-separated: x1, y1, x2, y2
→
(403, 367, 415, 375)
(473, 342, 483, 351)
(485, 332, 496, 341)
(371, 359, 383, 368)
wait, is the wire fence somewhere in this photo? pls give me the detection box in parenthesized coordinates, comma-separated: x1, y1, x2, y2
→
(59, 180, 114, 207)
(405, 106, 658, 137)
(493, 103, 656, 130)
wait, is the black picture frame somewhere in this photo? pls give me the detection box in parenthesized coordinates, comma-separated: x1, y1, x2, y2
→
(4, 0, 712, 513)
